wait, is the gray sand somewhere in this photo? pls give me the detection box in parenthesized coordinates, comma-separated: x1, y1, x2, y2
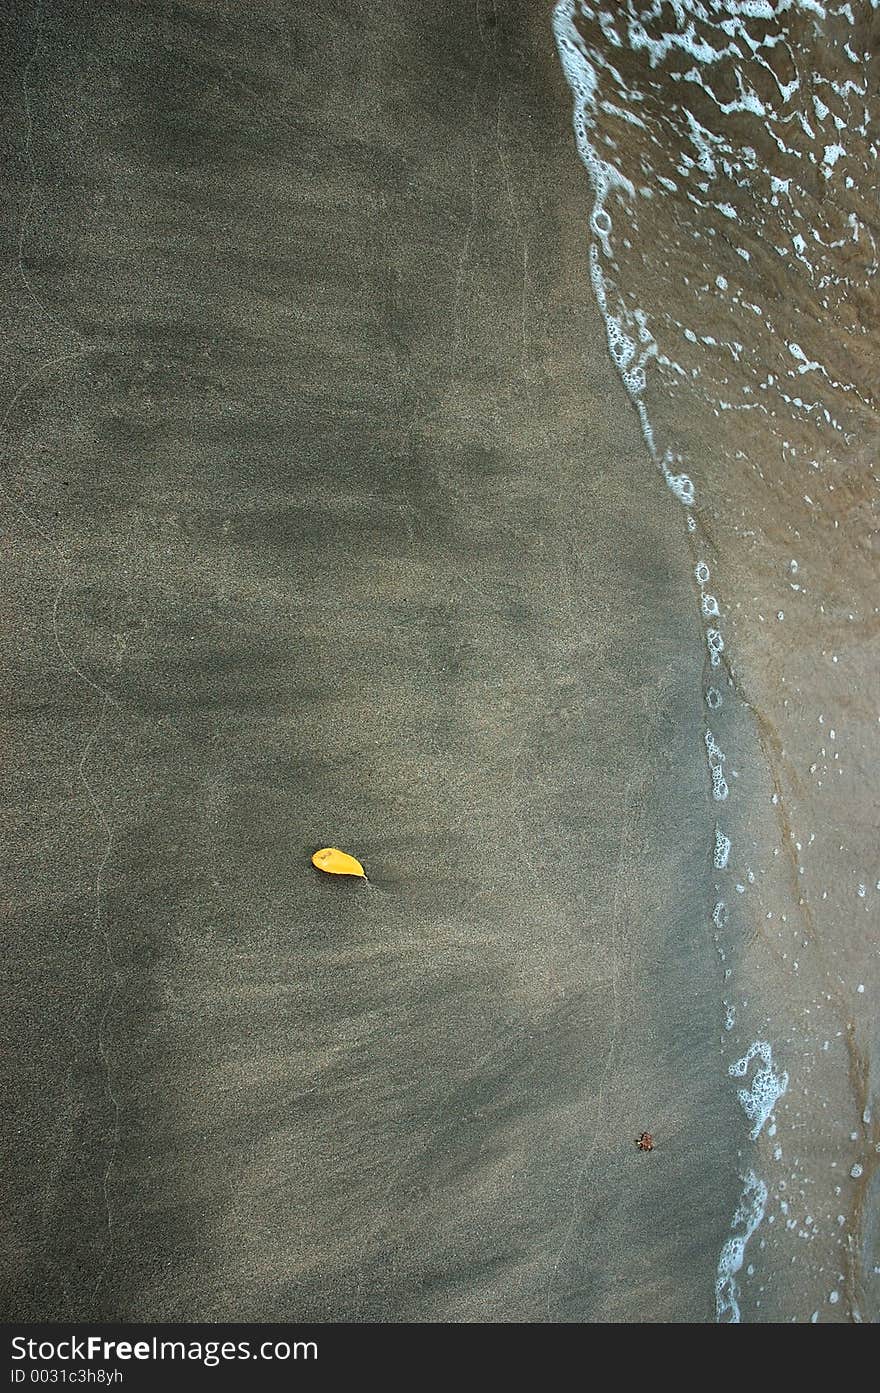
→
(2, 1, 742, 1321)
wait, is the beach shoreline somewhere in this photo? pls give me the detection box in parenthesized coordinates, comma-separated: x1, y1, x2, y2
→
(1, 0, 794, 1322)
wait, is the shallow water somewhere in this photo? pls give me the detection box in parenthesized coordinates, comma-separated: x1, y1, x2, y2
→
(552, 0, 879, 1321)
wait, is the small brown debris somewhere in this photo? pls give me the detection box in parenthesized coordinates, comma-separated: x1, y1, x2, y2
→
(635, 1132, 654, 1152)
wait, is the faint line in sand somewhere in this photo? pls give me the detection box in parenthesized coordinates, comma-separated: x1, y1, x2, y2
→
(5, 1, 122, 1304)
(544, 769, 642, 1320)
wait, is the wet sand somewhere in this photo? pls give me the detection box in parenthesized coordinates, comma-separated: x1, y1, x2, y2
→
(2, 1, 743, 1321)
(546, 0, 879, 1322)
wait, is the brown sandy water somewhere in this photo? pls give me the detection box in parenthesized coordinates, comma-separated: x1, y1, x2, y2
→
(553, 0, 879, 1321)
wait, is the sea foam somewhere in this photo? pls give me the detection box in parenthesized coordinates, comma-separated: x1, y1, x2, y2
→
(716, 1170, 768, 1323)
(729, 1041, 790, 1139)
(551, 0, 814, 1323)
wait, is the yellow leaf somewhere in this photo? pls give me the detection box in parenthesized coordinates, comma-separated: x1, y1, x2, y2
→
(311, 846, 366, 878)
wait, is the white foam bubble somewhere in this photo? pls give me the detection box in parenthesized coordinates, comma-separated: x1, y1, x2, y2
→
(707, 628, 725, 667)
(716, 1170, 768, 1323)
(666, 469, 696, 505)
(714, 827, 732, 869)
(729, 1042, 789, 1139)
(706, 729, 725, 765)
